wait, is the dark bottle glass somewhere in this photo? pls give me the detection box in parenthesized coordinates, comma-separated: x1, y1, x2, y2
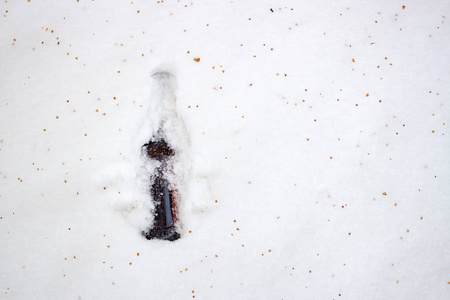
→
(143, 138, 180, 241)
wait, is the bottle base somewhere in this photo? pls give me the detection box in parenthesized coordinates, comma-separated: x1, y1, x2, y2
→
(144, 227, 180, 241)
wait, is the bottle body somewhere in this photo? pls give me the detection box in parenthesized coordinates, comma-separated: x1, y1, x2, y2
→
(143, 138, 180, 241)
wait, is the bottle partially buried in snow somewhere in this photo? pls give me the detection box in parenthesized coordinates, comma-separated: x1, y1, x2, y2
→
(143, 71, 182, 241)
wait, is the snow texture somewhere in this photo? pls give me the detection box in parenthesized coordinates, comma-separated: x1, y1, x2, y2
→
(1, 0, 449, 299)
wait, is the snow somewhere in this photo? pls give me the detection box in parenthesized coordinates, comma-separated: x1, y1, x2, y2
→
(1, 0, 449, 299)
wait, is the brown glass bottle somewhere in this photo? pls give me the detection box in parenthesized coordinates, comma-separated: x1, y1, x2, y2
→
(143, 137, 180, 241)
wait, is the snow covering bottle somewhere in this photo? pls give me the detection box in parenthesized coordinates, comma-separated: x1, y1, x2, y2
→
(142, 71, 182, 241)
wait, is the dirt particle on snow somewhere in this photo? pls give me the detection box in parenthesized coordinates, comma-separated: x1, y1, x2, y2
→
(193, 57, 200, 62)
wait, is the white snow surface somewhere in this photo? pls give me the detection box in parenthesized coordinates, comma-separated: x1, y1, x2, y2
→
(1, 1, 449, 299)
